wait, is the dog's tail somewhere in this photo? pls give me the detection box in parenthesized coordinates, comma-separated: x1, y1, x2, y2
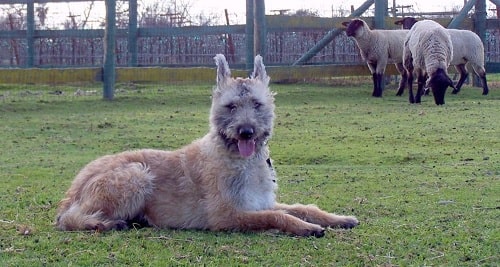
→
(56, 203, 124, 231)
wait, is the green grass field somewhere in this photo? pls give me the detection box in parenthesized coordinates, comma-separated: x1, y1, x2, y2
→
(0, 80, 498, 266)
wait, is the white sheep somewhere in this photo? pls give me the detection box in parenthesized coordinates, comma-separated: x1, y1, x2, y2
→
(403, 20, 455, 105)
(342, 18, 408, 97)
(395, 17, 489, 95)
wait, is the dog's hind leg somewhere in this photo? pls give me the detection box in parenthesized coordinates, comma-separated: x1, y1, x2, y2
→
(56, 162, 155, 231)
(274, 203, 359, 229)
(56, 203, 127, 231)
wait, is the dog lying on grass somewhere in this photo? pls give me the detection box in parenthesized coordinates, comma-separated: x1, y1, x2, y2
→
(55, 54, 359, 237)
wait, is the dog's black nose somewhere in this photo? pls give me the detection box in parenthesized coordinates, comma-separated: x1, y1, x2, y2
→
(238, 126, 254, 140)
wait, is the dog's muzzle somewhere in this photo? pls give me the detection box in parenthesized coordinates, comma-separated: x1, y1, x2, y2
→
(238, 125, 254, 140)
(237, 125, 256, 157)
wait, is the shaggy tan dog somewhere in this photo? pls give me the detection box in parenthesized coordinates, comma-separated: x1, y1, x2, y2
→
(55, 54, 359, 237)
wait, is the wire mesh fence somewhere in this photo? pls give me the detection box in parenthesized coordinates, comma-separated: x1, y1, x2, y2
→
(2, 27, 500, 68)
(0, 30, 365, 67)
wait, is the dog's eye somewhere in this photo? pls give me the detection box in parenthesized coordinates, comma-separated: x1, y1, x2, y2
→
(226, 103, 237, 112)
(253, 102, 262, 109)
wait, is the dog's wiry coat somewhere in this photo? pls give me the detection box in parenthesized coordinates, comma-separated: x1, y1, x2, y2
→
(56, 54, 359, 237)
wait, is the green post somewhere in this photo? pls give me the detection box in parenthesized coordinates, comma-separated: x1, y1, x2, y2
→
(245, 0, 254, 70)
(128, 0, 138, 67)
(103, 0, 116, 100)
(474, 0, 487, 43)
(374, 0, 388, 91)
(293, 0, 374, 65)
(253, 0, 266, 59)
(26, 0, 35, 67)
(473, 0, 487, 87)
(374, 0, 387, 29)
(448, 0, 476, 29)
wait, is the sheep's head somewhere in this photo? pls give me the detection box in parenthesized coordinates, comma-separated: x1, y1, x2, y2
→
(343, 19, 367, 37)
(394, 17, 418, 30)
(427, 68, 456, 105)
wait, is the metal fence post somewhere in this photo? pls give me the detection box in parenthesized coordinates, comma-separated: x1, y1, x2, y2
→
(473, 0, 487, 87)
(374, 0, 388, 91)
(374, 0, 387, 29)
(254, 0, 266, 59)
(245, 0, 254, 71)
(293, 0, 374, 65)
(128, 0, 138, 67)
(448, 0, 476, 29)
(26, 0, 35, 67)
(103, 0, 116, 100)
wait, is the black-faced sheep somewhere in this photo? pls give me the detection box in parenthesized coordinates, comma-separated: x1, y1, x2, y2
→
(342, 18, 408, 97)
(403, 20, 455, 105)
(395, 17, 489, 95)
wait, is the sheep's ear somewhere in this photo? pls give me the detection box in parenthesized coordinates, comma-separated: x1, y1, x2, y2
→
(214, 54, 231, 85)
(251, 55, 270, 84)
(394, 20, 402, 25)
(341, 21, 350, 27)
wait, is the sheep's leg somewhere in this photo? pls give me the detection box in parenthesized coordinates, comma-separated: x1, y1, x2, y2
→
(407, 71, 415, 104)
(368, 62, 382, 97)
(479, 75, 489, 95)
(423, 73, 431, 95)
(452, 64, 468, 94)
(470, 64, 489, 95)
(395, 63, 407, 96)
(374, 60, 387, 97)
(403, 49, 414, 103)
(371, 73, 384, 97)
(371, 73, 379, 97)
(374, 73, 384, 97)
(415, 74, 426, 103)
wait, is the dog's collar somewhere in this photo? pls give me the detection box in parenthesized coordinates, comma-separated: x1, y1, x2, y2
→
(266, 158, 276, 183)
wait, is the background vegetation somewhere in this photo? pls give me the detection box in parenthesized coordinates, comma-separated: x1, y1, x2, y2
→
(0, 79, 498, 266)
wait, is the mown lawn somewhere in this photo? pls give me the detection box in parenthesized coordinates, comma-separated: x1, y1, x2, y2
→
(0, 80, 498, 266)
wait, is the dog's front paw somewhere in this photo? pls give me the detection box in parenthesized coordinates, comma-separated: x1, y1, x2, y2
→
(294, 224, 325, 238)
(311, 228, 325, 238)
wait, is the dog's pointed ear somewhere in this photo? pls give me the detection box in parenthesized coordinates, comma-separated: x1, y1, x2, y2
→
(251, 55, 270, 84)
(214, 54, 231, 85)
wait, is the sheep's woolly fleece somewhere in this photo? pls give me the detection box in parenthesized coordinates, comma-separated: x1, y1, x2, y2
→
(404, 20, 453, 79)
(343, 18, 408, 97)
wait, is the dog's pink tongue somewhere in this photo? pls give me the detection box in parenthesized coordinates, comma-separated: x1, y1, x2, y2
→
(238, 139, 256, 157)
